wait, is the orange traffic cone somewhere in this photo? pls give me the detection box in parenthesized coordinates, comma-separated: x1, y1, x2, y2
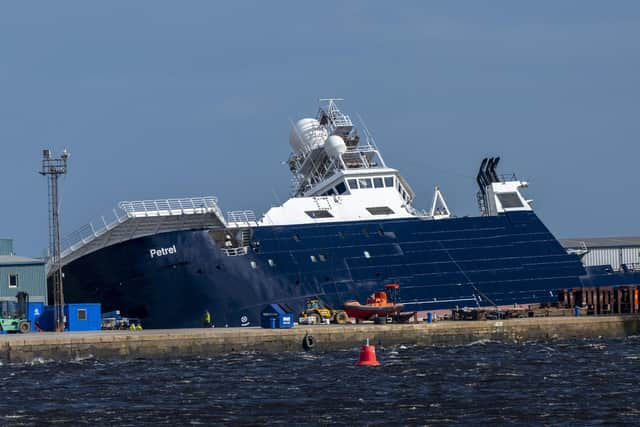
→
(356, 339, 380, 366)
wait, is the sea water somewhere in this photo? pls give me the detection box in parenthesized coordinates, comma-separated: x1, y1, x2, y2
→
(1, 337, 639, 425)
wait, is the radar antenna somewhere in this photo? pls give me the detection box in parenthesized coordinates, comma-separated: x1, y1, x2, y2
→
(40, 149, 69, 333)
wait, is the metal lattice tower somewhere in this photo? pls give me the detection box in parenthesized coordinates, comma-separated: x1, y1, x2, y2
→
(40, 149, 69, 333)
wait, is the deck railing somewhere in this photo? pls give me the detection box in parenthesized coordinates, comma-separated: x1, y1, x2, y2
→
(60, 196, 223, 258)
(119, 196, 223, 218)
(227, 210, 257, 225)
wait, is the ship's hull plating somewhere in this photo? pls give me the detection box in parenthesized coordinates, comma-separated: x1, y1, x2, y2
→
(61, 211, 605, 328)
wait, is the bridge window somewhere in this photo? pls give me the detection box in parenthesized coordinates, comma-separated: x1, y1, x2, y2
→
(373, 177, 384, 188)
(384, 176, 394, 187)
(8, 273, 18, 288)
(358, 178, 373, 189)
(335, 182, 347, 194)
(347, 179, 358, 189)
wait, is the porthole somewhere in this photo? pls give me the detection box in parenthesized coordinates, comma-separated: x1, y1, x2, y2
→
(250, 261, 257, 269)
(310, 255, 317, 263)
(318, 254, 327, 262)
(268, 259, 275, 267)
(363, 251, 371, 258)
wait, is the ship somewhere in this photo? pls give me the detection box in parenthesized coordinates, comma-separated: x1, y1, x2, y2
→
(55, 99, 640, 328)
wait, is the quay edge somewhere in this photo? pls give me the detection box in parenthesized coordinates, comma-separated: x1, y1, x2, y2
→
(1, 315, 639, 364)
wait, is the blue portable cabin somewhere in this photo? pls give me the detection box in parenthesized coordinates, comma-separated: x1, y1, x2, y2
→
(37, 303, 102, 331)
(260, 304, 294, 329)
(66, 303, 101, 331)
(27, 302, 45, 332)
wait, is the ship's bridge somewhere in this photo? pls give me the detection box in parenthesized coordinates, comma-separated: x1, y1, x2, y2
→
(260, 99, 455, 226)
(55, 196, 227, 271)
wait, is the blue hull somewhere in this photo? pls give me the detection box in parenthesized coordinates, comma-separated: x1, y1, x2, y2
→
(60, 211, 616, 328)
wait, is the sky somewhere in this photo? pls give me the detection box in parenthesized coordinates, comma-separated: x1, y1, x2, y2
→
(1, 1, 639, 257)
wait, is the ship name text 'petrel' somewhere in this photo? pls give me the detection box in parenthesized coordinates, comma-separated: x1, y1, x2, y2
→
(149, 245, 177, 259)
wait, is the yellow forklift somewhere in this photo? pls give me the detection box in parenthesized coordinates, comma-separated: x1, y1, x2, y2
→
(298, 297, 350, 325)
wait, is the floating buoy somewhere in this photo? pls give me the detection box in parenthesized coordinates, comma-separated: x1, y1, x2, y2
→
(356, 339, 380, 366)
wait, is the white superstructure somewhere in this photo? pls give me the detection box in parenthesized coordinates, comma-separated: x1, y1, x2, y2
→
(475, 157, 533, 216)
(260, 99, 452, 226)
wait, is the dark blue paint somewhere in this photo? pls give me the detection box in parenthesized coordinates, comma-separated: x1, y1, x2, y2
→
(58, 211, 631, 328)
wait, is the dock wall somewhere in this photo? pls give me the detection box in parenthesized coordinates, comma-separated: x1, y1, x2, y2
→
(1, 315, 639, 363)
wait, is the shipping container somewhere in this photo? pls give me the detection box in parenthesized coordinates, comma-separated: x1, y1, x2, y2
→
(261, 304, 294, 329)
(37, 303, 102, 332)
(28, 302, 44, 332)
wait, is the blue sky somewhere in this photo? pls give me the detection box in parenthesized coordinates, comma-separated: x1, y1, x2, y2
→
(1, 1, 639, 257)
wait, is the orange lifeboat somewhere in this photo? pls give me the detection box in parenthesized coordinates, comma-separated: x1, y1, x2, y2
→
(343, 284, 404, 320)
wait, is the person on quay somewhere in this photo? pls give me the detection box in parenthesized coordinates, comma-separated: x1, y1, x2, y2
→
(203, 309, 212, 328)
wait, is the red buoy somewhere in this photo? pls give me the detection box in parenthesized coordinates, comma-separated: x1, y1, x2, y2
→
(356, 339, 380, 366)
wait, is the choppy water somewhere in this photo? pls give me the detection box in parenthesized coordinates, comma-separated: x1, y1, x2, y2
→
(1, 337, 639, 426)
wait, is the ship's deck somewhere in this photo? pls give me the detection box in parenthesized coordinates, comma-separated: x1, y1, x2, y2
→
(57, 197, 226, 270)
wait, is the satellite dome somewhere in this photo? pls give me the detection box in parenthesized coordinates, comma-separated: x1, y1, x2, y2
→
(289, 118, 328, 154)
(324, 135, 347, 158)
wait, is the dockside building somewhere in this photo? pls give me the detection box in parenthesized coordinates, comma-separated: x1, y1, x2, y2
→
(561, 237, 640, 272)
(0, 238, 47, 303)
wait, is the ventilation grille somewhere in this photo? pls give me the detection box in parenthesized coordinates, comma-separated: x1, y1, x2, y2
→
(366, 206, 395, 215)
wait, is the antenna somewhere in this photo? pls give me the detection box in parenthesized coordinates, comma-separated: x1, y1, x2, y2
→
(356, 113, 378, 149)
(40, 148, 69, 333)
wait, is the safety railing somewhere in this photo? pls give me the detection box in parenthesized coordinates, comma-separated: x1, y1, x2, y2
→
(227, 210, 257, 224)
(119, 196, 223, 219)
(220, 246, 249, 257)
(497, 173, 518, 183)
(60, 196, 224, 258)
(60, 207, 129, 258)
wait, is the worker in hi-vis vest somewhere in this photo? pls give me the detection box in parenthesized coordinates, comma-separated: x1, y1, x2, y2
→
(203, 309, 211, 328)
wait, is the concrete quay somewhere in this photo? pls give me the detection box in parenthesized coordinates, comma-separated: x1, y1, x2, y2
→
(1, 315, 639, 364)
